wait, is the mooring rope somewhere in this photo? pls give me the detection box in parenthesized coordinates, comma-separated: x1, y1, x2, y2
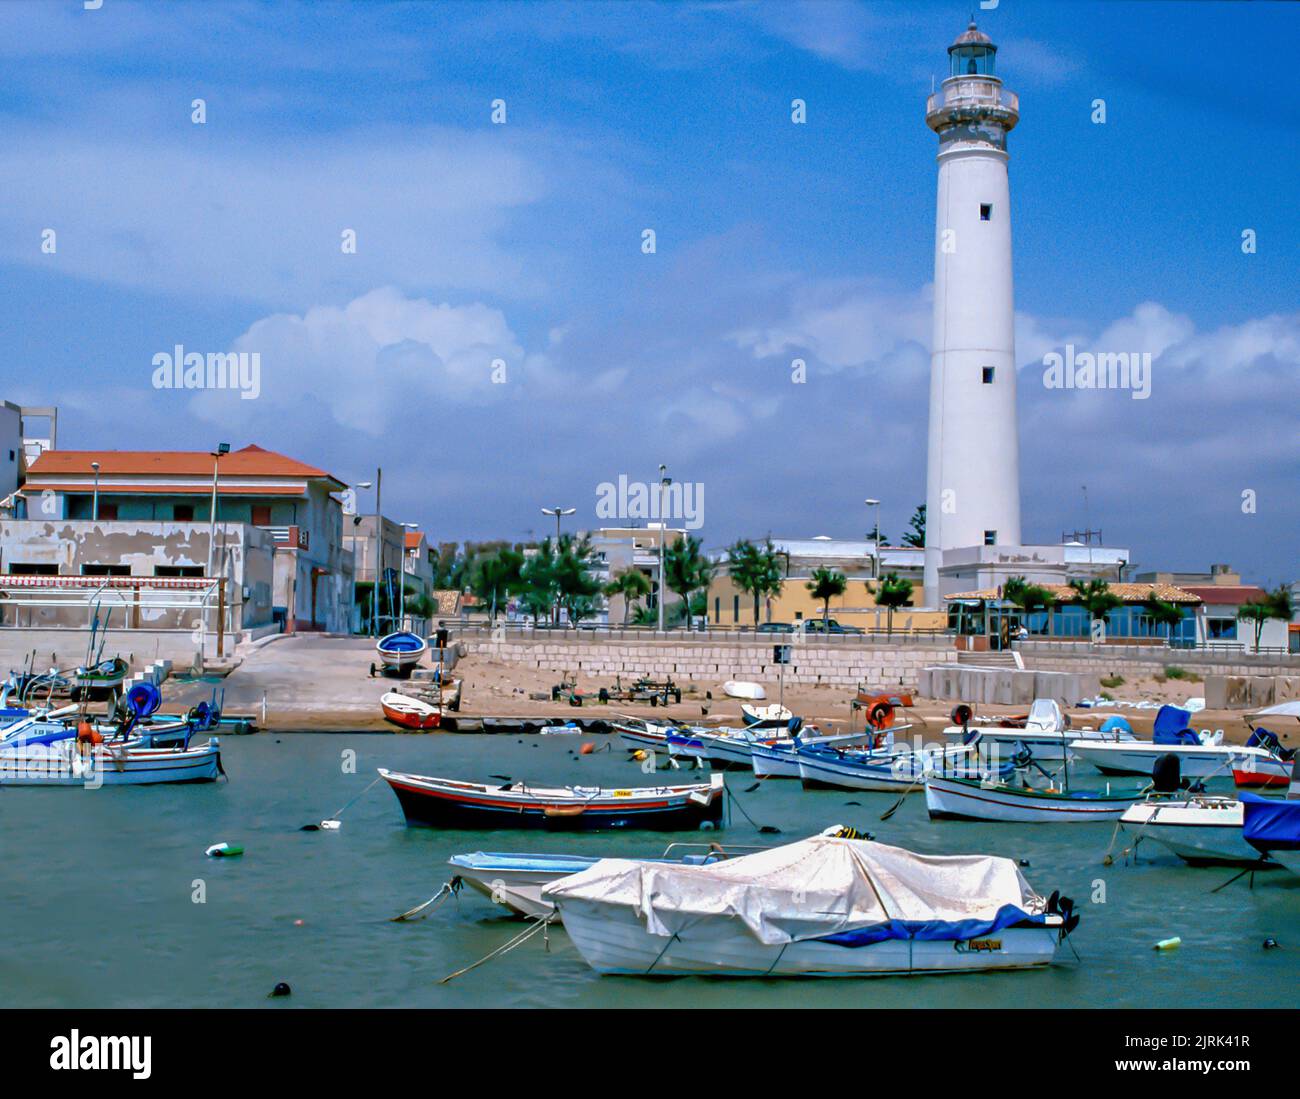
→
(438, 913, 556, 985)
(391, 877, 461, 922)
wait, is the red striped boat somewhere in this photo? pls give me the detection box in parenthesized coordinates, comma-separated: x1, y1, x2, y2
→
(378, 768, 725, 830)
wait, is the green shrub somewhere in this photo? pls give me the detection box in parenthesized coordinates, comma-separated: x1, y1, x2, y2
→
(1100, 674, 1125, 689)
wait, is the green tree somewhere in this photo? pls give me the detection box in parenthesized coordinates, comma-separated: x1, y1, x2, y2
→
(1238, 586, 1293, 651)
(663, 535, 716, 631)
(727, 540, 766, 626)
(1004, 575, 1057, 636)
(870, 572, 914, 636)
(554, 534, 602, 626)
(1145, 595, 1185, 643)
(603, 567, 653, 626)
(519, 540, 558, 625)
(902, 504, 926, 549)
(1069, 578, 1123, 639)
(469, 549, 524, 623)
(806, 566, 847, 626)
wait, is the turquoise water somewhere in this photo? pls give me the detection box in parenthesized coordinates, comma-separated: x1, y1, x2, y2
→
(1, 733, 1295, 1008)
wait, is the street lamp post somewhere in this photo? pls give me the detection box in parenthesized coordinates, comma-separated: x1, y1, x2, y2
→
(540, 506, 575, 626)
(865, 498, 882, 582)
(204, 443, 230, 661)
(373, 468, 383, 636)
(90, 461, 101, 521)
(351, 480, 374, 635)
(399, 522, 419, 632)
(658, 465, 669, 631)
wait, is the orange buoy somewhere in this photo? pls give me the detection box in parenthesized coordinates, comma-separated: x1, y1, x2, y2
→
(579, 742, 596, 755)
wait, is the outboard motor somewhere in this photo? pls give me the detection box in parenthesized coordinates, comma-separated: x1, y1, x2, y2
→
(1151, 752, 1181, 794)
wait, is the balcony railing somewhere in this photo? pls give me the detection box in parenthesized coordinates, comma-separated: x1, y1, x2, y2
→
(926, 82, 1018, 121)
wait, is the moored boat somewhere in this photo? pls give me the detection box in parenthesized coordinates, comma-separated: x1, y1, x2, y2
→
(0, 737, 222, 785)
(741, 703, 793, 729)
(798, 741, 996, 793)
(544, 834, 1077, 977)
(378, 768, 726, 830)
(448, 842, 761, 918)
(1069, 704, 1270, 780)
(1241, 793, 1300, 875)
(380, 691, 441, 730)
(925, 772, 1148, 823)
(1119, 796, 1263, 865)
(71, 655, 130, 700)
(942, 698, 1136, 763)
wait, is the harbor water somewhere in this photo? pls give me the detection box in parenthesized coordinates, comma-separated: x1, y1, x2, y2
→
(2, 733, 1296, 1008)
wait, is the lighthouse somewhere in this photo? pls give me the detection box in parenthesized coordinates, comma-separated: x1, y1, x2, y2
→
(923, 22, 1022, 599)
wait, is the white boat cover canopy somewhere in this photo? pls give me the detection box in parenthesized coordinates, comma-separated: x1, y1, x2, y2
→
(544, 836, 1045, 946)
(1248, 701, 1300, 721)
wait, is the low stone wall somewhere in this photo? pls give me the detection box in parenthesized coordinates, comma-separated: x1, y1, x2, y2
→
(1018, 641, 1299, 678)
(463, 637, 956, 690)
(1205, 675, 1300, 710)
(918, 666, 1099, 707)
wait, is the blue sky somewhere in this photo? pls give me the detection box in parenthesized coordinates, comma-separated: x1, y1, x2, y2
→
(0, 0, 1295, 584)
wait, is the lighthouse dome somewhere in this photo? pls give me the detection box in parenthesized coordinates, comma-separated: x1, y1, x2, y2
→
(948, 21, 997, 77)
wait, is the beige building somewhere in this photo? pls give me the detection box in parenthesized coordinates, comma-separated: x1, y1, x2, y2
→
(706, 537, 947, 632)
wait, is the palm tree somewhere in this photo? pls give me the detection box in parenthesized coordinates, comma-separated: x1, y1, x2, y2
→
(469, 548, 524, 623)
(1145, 595, 1185, 644)
(1003, 575, 1057, 636)
(728, 541, 764, 626)
(806, 566, 847, 626)
(519, 540, 558, 625)
(554, 534, 602, 626)
(902, 504, 925, 548)
(602, 567, 652, 626)
(871, 572, 914, 636)
(755, 540, 786, 623)
(1238, 586, 1294, 652)
(663, 535, 716, 631)
(1069, 578, 1123, 640)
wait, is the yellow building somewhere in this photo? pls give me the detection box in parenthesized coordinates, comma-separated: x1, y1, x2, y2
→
(706, 537, 947, 632)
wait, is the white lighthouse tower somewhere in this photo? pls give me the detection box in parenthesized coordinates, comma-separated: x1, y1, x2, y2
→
(923, 22, 1022, 599)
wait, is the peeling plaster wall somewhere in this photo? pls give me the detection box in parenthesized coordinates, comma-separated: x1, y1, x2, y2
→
(0, 519, 277, 630)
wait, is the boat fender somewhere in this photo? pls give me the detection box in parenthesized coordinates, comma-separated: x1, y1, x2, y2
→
(1154, 937, 1181, 951)
(206, 842, 244, 858)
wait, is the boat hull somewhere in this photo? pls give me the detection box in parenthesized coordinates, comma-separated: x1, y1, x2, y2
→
(751, 743, 802, 779)
(1119, 800, 1260, 865)
(554, 899, 1061, 977)
(925, 774, 1141, 822)
(798, 748, 989, 793)
(0, 740, 221, 786)
(381, 770, 725, 831)
(1069, 741, 1263, 780)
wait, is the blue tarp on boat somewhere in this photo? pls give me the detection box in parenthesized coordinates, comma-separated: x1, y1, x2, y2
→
(1153, 705, 1197, 745)
(817, 904, 1049, 947)
(1241, 793, 1300, 853)
(1100, 716, 1132, 735)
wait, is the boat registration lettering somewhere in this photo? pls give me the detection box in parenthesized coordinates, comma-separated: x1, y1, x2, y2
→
(613, 790, 632, 797)
(957, 939, 1003, 953)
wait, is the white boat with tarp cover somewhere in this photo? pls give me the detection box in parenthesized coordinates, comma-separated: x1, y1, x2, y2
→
(1069, 704, 1272, 780)
(544, 834, 1077, 977)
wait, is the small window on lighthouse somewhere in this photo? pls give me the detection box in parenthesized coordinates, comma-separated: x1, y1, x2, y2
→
(982, 367, 995, 384)
(980, 204, 992, 221)
(983, 530, 997, 546)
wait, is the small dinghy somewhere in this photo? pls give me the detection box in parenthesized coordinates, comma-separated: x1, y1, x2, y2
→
(722, 681, 765, 701)
(378, 768, 725, 830)
(797, 740, 996, 793)
(71, 656, 130, 701)
(741, 703, 793, 729)
(380, 691, 441, 731)
(612, 718, 677, 751)
(544, 832, 1077, 977)
(448, 842, 762, 918)
(667, 727, 773, 769)
(374, 631, 427, 678)
(1233, 703, 1299, 788)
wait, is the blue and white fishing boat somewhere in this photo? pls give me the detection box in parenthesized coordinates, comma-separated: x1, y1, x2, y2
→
(1069, 705, 1272, 780)
(375, 631, 428, 678)
(798, 741, 1001, 793)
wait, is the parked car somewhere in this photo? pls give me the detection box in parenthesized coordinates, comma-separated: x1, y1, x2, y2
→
(800, 619, 864, 634)
(756, 622, 794, 634)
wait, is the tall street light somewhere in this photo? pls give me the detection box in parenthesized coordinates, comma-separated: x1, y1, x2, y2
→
(91, 461, 101, 521)
(204, 442, 230, 661)
(658, 465, 670, 631)
(865, 498, 882, 582)
(540, 506, 575, 626)
(400, 522, 419, 632)
(351, 480, 373, 635)
(373, 468, 383, 636)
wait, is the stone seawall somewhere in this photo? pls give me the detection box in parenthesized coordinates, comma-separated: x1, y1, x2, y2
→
(462, 637, 957, 689)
